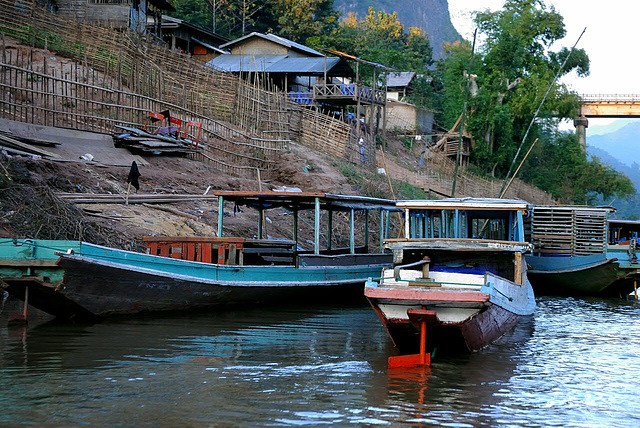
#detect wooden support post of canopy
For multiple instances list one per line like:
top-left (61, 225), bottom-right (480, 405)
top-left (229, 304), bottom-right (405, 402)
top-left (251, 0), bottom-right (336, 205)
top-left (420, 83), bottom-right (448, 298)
top-left (217, 196), bottom-right (224, 237)
top-left (349, 208), bottom-right (355, 254)
top-left (314, 197), bottom-right (320, 255)
top-left (514, 252), bottom-right (523, 285)
top-left (292, 208), bottom-right (298, 244)
top-left (379, 209), bottom-right (385, 252)
top-left (364, 210), bottom-right (369, 251)
top-left (327, 209), bottom-right (333, 250)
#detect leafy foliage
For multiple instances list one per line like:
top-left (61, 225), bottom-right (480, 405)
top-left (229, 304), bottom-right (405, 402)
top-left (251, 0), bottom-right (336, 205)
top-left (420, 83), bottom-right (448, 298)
top-left (435, 1), bottom-right (583, 174)
top-left (308, 8), bottom-right (433, 72)
top-left (520, 129), bottom-right (634, 204)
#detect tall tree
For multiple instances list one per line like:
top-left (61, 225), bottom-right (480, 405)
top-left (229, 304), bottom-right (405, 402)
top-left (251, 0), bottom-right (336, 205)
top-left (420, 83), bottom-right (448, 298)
top-left (270, 0), bottom-right (339, 42)
top-left (308, 7), bottom-right (433, 72)
top-left (440, 0), bottom-right (589, 177)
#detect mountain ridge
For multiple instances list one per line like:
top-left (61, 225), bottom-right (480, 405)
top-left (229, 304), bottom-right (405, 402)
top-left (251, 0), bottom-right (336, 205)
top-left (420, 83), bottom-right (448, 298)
top-left (587, 121), bottom-right (640, 167)
top-left (334, 0), bottom-right (461, 59)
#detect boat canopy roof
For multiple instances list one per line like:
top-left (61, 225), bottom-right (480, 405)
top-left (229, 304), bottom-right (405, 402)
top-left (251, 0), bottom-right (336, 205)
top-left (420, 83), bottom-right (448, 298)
top-left (609, 219), bottom-right (640, 226)
top-left (534, 204), bottom-right (615, 213)
top-left (397, 197), bottom-right (530, 211)
top-left (213, 191), bottom-right (400, 211)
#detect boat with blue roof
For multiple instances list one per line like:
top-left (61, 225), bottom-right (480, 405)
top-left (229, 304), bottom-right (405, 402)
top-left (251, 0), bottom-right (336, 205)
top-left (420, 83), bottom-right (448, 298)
top-left (0, 191), bottom-right (398, 320)
top-left (364, 198), bottom-right (536, 367)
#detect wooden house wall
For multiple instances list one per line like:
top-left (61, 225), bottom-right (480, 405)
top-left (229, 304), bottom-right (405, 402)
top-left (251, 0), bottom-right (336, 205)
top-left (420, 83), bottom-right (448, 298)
top-left (56, 0), bottom-right (130, 27)
top-left (229, 39), bottom-right (289, 56)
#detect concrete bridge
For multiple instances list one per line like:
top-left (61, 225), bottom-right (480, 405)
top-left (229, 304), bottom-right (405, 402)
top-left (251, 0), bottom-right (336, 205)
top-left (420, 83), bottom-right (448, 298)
top-left (574, 94), bottom-right (640, 149)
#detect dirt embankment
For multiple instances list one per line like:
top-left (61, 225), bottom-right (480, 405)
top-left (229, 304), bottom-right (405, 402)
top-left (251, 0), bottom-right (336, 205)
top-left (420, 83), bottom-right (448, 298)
top-left (0, 141), bottom-right (374, 250)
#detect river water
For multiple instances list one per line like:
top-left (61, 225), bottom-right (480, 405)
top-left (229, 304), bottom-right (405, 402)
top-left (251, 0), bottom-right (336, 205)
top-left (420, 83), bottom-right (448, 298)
top-left (1, 296), bottom-right (639, 426)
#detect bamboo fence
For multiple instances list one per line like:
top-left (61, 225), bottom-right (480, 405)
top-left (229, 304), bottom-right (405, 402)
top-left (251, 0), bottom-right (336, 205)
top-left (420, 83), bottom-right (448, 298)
top-left (0, 1), bottom-right (552, 201)
top-left (0, 0), bottom-right (374, 177)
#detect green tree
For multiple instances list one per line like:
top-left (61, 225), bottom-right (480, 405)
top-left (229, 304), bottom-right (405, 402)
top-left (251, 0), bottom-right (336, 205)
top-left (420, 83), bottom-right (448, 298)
top-left (521, 129), bottom-right (634, 203)
top-left (270, 0), bottom-right (339, 42)
top-left (440, 0), bottom-right (589, 177)
top-left (307, 6), bottom-right (433, 100)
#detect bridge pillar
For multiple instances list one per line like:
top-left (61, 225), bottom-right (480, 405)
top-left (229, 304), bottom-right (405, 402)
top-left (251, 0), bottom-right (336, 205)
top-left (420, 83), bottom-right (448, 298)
top-left (574, 116), bottom-right (588, 151)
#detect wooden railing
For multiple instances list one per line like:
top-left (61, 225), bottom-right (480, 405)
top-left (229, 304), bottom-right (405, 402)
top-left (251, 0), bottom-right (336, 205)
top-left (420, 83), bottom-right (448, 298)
top-left (313, 84), bottom-right (386, 106)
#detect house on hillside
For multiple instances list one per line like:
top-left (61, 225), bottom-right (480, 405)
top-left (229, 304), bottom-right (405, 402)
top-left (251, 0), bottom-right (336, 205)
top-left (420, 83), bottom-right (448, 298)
top-left (387, 71), bottom-right (417, 101)
top-left (384, 71), bottom-right (435, 135)
top-left (206, 32), bottom-right (354, 102)
top-left (148, 15), bottom-right (229, 62)
top-left (206, 32), bottom-right (390, 139)
top-left (385, 99), bottom-right (435, 134)
top-left (45, 0), bottom-right (175, 31)
top-left (206, 34), bottom-right (387, 117)
top-left (219, 32), bottom-right (324, 58)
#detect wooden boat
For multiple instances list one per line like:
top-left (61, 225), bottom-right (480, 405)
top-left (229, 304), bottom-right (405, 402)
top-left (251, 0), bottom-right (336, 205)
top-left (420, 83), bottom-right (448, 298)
top-left (0, 192), bottom-right (399, 321)
top-left (525, 206), bottom-right (629, 295)
top-left (606, 219), bottom-right (640, 296)
top-left (364, 198), bottom-right (536, 367)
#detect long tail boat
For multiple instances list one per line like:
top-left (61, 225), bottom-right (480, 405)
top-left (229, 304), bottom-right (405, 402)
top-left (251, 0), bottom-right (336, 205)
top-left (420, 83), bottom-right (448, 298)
top-left (0, 192), bottom-right (399, 321)
top-left (364, 198), bottom-right (536, 367)
top-left (525, 206), bottom-right (630, 295)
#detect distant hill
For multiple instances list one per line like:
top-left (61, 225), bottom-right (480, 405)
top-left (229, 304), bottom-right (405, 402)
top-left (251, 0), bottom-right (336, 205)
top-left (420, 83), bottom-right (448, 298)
top-left (587, 121), bottom-right (640, 167)
top-left (335, 0), bottom-right (461, 59)
top-left (588, 146), bottom-right (640, 219)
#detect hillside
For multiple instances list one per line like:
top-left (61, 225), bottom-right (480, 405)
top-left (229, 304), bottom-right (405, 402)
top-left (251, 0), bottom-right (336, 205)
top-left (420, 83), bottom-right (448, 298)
top-left (335, 0), bottom-right (461, 59)
top-left (588, 146), bottom-right (640, 219)
top-left (587, 121), bottom-right (640, 167)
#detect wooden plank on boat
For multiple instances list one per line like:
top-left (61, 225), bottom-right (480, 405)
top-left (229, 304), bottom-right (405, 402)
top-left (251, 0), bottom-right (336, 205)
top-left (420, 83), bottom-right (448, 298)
top-left (365, 287), bottom-right (491, 303)
top-left (0, 259), bottom-right (59, 267)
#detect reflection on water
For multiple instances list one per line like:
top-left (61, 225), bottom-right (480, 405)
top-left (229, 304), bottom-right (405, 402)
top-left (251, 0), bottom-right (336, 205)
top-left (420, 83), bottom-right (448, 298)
top-left (1, 297), bottom-right (639, 426)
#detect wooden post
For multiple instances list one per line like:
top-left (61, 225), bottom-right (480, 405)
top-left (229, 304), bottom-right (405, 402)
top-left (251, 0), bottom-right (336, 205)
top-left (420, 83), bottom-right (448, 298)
top-left (379, 210), bottom-right (385, 252)
top-left (292, 209), bottom-right (298, 244)
top-left (355, 61), bottom-right (361, 129)
top-left (385, 210), bottom-right (390, 239)
top-left (22, 285), bottom-right (29, 320)
top-left (125, 183), bottom-right (132, 205)
top-left (314, 197), bottom-right (320, 255)
top-left (258, 207), bottom-right (264, 239)
top-left (327, 209), bottom-right (333, 250)
top-left (454, 209), bottom-right (460, 239)
top-left (514, 252), bottom-right (523, 285)
top-left (421, 257), bottom-right (430, 279)
top-left (217, 196), bottom-right (224, 237)
top-left (405, 209), bottom-right (411, 240)
top-left (517, 210), bottom-right (525, 242)
top-left (349, 208), bottom-right (355, 254)
top-left (364, 210), bottom-right (369, 251)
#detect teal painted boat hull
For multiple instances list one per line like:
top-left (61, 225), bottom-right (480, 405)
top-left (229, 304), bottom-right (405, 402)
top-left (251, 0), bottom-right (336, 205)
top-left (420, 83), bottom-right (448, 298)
top-left (0, 239), bottom-right (391, 319)
top-left (526, 254), bottom-right (625, 296)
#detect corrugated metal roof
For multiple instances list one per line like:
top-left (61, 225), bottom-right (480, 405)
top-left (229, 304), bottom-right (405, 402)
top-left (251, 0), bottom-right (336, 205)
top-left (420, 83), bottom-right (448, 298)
top-left (220, 32), bottom-right (322, 57)
top-left (205, 55), bottom-right (287, 72)
top-left (387, 71), bottom-right (416, 88)
top-left (266, 57), bottom-right (341, 73)
top-left (205, 55), bottom-right (347, 74)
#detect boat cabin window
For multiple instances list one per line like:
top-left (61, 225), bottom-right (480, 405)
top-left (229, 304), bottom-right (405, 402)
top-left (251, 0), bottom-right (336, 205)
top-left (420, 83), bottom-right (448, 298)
top-left (609, 221), bottom-right (640, 245)
top-left (407, 208), bottom-right (524, 242)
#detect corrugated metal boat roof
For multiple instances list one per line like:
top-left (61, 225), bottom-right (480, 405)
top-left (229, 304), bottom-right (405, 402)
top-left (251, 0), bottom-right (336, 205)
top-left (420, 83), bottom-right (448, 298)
top-left (214, 191), bottom-right (399, 211)
top-left (397, 198), bottom-right (531, 210)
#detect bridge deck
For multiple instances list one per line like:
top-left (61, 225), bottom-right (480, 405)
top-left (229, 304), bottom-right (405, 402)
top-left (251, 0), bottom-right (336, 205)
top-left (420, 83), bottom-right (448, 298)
top-left (579, 94), bottom-right (640, 118)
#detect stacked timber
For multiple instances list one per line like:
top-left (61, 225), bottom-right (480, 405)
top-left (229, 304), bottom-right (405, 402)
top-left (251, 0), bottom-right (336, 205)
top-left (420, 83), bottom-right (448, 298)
top-left (113, 126), bottom-right (196, 156)
top-left (0, 132), bottom-right (60, 158)
top-left (58, 193), bottom-right (220, 204)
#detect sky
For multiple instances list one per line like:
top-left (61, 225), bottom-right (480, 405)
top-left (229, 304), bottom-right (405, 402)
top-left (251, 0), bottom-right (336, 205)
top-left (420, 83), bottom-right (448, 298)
top-left (448, 0), bottom-right (640, 133)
